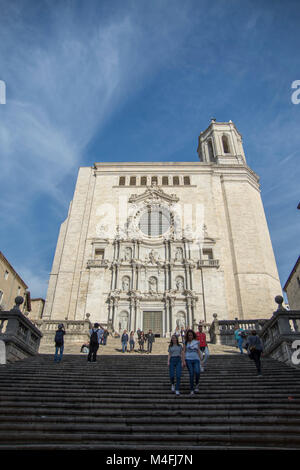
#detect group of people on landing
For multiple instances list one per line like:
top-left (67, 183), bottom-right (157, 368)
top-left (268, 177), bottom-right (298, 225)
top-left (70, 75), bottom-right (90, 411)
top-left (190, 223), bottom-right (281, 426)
top-left (121, 329), bottom-right (155, 353)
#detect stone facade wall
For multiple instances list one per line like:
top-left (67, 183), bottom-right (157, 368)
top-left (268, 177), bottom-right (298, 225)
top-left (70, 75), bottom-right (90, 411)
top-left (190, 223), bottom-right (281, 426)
top-left (44, 123), bottom-right (282, 336)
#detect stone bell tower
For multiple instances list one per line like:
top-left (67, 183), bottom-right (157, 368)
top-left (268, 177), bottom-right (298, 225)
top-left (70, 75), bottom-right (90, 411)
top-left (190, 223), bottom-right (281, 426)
top-left (197, 119), bottom-right (246, 165)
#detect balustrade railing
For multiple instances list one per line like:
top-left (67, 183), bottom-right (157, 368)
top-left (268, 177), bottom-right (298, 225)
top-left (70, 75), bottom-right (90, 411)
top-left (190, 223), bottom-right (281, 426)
top-left (0, 297), bottom-right (43, 364)
top-left (209, 314), bottom-right (266, 346)
top-left (258, 298), bottom-right (300, 366)
top-left (197, 259), bottom-right (220, 268)
top-left (34, 318), bottom-right (92, 346)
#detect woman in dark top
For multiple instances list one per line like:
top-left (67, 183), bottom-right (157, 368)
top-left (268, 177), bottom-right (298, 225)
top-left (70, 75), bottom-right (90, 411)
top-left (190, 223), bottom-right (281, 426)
top-left (245, 330), bottom-right (264, 376)
top-left (139, 331), bottom-right (145, 352)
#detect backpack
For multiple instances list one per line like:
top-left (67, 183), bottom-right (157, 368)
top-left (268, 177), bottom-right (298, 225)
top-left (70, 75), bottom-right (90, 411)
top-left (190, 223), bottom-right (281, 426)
top-left (90, 330), bottom-right (99, 346)
top-left (55, 330), bottom-right (64, 346)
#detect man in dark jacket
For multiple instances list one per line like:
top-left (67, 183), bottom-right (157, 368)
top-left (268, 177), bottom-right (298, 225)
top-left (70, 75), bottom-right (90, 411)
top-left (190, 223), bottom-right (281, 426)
top-left (54, 324), bottom-right (65, 363)
top-left (146, 330), bottom-right (155, 354)
top-left (88, 323), bottom-right (101, 363)
top-left (245, 330), bottom-right (264, 376)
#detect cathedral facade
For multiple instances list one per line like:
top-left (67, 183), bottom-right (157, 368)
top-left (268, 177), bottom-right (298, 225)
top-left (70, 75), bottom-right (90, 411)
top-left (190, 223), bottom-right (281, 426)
top-left (44, 120), bottom-right (282, 336)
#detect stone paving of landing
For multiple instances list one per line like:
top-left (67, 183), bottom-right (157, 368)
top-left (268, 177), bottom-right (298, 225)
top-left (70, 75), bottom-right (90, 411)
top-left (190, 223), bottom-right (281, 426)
top-left (39, 336), bottom-right (239, 356)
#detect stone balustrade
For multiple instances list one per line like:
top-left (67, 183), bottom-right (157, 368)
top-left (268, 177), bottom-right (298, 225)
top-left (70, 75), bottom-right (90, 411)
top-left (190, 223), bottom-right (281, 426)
top-left (0, 297), bottom-right (43, 364)
top-left (197, 259), bottom-right (220, 268)
top-left (258, 296), bottom-right (300, 366)
top-left (34, 317), bottom-right (92, 348)
top-left (209, 313), bottom-right (266, 346)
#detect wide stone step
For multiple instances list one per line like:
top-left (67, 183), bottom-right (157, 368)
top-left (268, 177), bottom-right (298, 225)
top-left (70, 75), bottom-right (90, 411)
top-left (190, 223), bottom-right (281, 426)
top-left (0, 430), bottom-right (299, 448)
top-left (1, 414), bottom-right (300, 426)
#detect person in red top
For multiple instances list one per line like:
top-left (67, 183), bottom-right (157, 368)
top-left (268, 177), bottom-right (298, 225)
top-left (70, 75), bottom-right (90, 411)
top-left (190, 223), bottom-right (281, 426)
top-left (196, 324), bottom-right (210, 371)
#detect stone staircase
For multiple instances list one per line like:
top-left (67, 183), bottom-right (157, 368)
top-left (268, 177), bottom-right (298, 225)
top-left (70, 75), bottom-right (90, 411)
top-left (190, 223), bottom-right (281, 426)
top-left (1, 340), bottom-right (300, 450)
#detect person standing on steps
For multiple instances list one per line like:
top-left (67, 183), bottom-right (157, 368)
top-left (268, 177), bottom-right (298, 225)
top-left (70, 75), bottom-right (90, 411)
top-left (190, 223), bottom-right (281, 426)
top-left (102, 329), bottom-right (109, 345)
top-left (54, 323), bottom-right (65, 363)
top-left (139, 331), bottom-right (145, 353)
top-left (88, 323), bottom-right (101, 363)
top-left (196, 324), bottom-right (209, 372)
top-left (245, 330), bottom-right (264, 376)
top-left (180, 326), bottom-right (186, 344)
top-left (146, 329), bottom-right (155, 354)
top-left (98, 324), bottom-right (105, 345)
top-left (121, 330), bottom-right (129, 353)
top-left (168, 334), bottom-right (183, 396)
top-left (234, 324), bottom-right (246, 354)
top-left (129, 331), bottom-right (135, 352)
top-left (182, 329), bottom-right (202, 395)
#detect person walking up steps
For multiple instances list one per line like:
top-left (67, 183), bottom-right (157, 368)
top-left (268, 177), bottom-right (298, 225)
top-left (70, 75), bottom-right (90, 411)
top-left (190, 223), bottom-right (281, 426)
top-left (88, 323), bottom-right (101, 363)
top-left (182, 329), bottom-right (202, 395)
top-left (168, 334), bottom-right (183, 396)
top-left (234, 324), bottom-right (246, 354)
top-left (245, 330), bottom-right (264, 376)
top-left (54, 324), bottom-right (65, 363)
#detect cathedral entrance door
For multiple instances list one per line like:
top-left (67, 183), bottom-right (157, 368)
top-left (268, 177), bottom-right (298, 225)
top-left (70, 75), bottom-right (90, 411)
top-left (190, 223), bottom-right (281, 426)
top-left (143, 311), bottom-right (163, 336)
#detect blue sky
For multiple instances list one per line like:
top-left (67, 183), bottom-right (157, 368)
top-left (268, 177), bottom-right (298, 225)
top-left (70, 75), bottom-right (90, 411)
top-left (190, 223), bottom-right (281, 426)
top-left (0, 0), bottom-right (299, 303)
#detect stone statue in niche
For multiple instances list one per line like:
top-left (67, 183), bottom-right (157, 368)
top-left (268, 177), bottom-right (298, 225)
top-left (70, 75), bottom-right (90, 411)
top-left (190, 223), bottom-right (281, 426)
top-left (149, 249), bottom-right (157, 264)
top-left (176, 312), bottom-right (186, 328)
top-left (122, 276), bottom-right (130, 292)
top-left (119, 313), bottom-right (128, 331)
top-left (176, 277), bottom-right (184, 292)
top-left (149, 276), bottom-right (158, 293)
top-left (124, 247), bottom-right (132, 261)
top-left (175, 247), bottom-right (183, 261)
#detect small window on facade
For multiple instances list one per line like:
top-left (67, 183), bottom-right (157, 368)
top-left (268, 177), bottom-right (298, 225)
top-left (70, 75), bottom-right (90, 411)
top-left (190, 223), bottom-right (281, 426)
top-left (141, 176), bottom-right (147, 186)
top-left (151, 176), bottom-right (158, 186)
top-left (95, 249), bottom-right (105, 260)
top-left (130, 176), bottom-right (136, 186)
top-left (202, 249), bottom-right (213, 260)
top-left (4, 270), bottom-right (9, 280)
top-left (18, 286), bottom-right (21, 295)
top-left (162, 176), bottom-right (169, 185)
top-left (173, 176), bottom-right (179, 186)
top-left (119, 176), bottom-right (126, 186)
top-left (184, 176), bottom-right (190, 185)
top-left (222, 135), bottom-right (230, 154)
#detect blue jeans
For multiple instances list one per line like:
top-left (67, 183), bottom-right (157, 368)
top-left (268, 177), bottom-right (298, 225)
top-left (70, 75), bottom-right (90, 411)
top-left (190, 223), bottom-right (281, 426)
top-left (130, 341), bottom-right (135, 351)
top-left (54, 345), bottom-right (64, 362)
top-left (169, 357), bottom-right (182, 391)
top-left (185, 359), bottom-right (200, 391)
top-left (122, 342), bottom-right (127, 353)
top-left (237, 337), bottom-right (244, 354)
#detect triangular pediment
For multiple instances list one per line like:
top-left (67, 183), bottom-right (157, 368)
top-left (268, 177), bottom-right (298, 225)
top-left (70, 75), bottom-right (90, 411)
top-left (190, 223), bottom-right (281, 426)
top-left (128, 185), bottom-right (179, 205)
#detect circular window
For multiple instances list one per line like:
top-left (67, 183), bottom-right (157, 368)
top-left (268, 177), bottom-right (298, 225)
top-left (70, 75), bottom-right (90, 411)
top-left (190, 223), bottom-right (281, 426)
top-left (139, 207), bottom-right (171, 237)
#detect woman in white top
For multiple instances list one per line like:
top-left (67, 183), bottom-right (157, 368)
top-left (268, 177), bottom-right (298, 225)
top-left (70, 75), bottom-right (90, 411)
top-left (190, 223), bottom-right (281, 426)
top-left (182, 329), bottom-right (202, 395)
top-left (168, 334), bottom-right (183, 396)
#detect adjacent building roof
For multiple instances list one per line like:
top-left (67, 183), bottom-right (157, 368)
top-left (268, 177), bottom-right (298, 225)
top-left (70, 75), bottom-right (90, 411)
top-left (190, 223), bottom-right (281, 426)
top-left (283, 255), bottom-right (300, 291)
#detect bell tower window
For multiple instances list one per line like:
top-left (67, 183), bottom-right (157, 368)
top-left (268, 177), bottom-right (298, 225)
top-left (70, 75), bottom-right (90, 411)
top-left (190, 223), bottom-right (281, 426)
top-left (222, 135), bottom-right (230, 154)
top-left (207, 140), bottom-right (214, 162)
